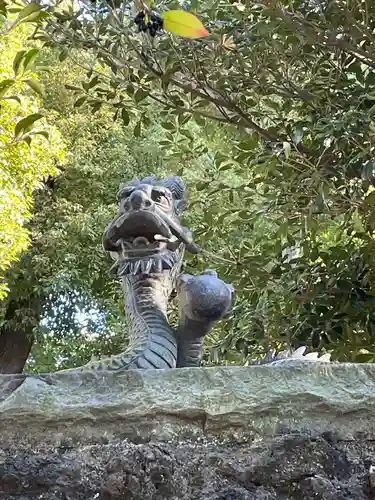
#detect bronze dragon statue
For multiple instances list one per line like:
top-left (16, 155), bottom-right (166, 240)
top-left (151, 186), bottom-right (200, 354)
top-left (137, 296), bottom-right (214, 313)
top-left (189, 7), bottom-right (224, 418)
top-left (76, 175), bottom-right (330, 371)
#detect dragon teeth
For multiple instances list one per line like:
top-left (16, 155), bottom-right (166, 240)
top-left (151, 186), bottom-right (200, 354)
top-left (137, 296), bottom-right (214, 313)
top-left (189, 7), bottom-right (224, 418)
top-left (130, 260), bottom-right (141, 274)
top-left (140, 259), bottom-right (153, 274)
top-left (154, 234), bottom-right (166, 241)
top-left (117, 261), bottom-right (130, 276)
top-left (154, 258), bottom-right (163, 273)
top-left (145, 260), bottom-right (153, 274)
top-left (154, 234), bottom-right (178, 242)
top-left (140, 260), bottom-right (147, 273)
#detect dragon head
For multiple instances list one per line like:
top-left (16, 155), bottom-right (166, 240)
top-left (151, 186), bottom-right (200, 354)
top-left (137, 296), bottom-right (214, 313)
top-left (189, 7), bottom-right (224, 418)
top-left (103, 175), bottom-right (201, 276)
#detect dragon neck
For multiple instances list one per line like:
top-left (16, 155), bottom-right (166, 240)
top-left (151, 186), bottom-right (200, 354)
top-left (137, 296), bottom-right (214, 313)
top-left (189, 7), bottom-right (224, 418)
top-left (120, 250), bottom-right (184, 363)
top-left (123, 273), bottom-right (172, 330)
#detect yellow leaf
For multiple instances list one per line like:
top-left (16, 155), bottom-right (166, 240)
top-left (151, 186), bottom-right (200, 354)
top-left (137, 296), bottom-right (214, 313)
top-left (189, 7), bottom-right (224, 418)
top-left (162, 10), bottom-right (208, 39)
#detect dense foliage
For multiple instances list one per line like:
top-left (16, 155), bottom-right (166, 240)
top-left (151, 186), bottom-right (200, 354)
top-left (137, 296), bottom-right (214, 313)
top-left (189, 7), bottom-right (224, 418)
top-left (0, 2), bottom-right (65, 299)
top-left (2, 0), bottom-right (375, 373)
top-left (38, 0), bottom-right (375, 364)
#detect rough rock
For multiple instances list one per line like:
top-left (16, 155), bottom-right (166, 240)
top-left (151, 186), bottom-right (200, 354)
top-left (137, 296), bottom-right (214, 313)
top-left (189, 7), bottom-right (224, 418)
top-left (0, 433), bottom-right (373, 499)
top-left (0, 362), bottom-right (375, 498)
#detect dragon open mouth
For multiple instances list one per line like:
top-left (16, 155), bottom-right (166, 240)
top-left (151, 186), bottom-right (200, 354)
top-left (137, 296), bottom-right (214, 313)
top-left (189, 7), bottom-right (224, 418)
top-left (105, 210), bottom-right (187, 276)
top-left (121, 234), bottom-right (178, 252)
top-left (113, 210), bottom-right (181, 256)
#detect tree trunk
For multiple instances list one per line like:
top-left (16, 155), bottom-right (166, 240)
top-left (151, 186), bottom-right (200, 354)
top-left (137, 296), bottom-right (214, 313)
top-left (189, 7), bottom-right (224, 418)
top-left (0, 296), bottom-right (41, 374)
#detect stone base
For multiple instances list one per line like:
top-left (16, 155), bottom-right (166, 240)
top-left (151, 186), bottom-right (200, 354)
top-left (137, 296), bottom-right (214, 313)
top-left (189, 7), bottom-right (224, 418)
top-left (0, 362), bottom-right (375, 498)
top-left (0, 433), bottom-right (373, 499)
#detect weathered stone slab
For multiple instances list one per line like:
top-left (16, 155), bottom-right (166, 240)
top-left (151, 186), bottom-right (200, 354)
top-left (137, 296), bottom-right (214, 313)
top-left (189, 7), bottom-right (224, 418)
top-left (1, 362), bottom-right (375, 499)
top-left (0, 362), bottom-right (374, 444)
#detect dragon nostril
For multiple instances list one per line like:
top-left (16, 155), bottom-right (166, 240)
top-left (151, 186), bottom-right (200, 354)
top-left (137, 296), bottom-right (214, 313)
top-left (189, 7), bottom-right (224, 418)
top-left (129, 190), bottom-right (152, 209)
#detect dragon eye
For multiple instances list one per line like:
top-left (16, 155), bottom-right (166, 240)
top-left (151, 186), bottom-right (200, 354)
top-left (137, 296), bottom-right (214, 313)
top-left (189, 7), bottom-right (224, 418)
top-left (120, 193), bottom-right (132, 211)
top-left (151, 190), bottom-right (167, 203)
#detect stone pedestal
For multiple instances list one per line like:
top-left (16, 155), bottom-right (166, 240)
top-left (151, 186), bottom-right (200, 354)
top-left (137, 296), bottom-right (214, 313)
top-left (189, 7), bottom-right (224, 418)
top-left (0, 362), bottom-right (374, 499)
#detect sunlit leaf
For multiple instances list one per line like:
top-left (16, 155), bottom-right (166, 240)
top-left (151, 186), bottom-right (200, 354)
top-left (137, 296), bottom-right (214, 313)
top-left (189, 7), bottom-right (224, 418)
top-left (24, 79), bottom-right (44, 96)
top-left (2, 95), bottom-right (22, 104)
top-left (31, 130), bottom-right (49, 140)
top-left (22, 48), bottom-right (39, 72)
top-left (16, 2), bottom-right (40, 21)
top-left (13, 50), bottom-right (26, 77)
top-left (162, 10), bottom-right (208, 39)
top-left (0, 78), bottom-right (15, 98)
top-left (14, 113), bottom-right (43, 137)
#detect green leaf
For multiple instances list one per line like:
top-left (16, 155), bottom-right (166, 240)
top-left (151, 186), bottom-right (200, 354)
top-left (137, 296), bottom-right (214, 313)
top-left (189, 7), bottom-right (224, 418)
top-left (352, 211), bottom-right (365, 233)
top-left (90, 101), bottom-right (102, 113)
top-left (178, 114), bottom-right (191, 126)
top-left (355, 353), bottom-right (375, 363)
top-left (196, 181), bottom-right (210, 191)
top-left (161, 121), bottom-right (175, 130)
top-left (0, 79), bottom-right (15, 98)
top-left (126, 83), bottom-right (134, 96)
top-left (180, 129), bottom-right (194, 141)
top-left (22, 135), bottom-right (32, 146)
top-left (238, 210), bottom-right (250, 219)
top-left (25, 10), bottom-right (48, 22)
top-left (65, 84), bottom-right (82, 91)
top-left (14, 113), bottom-right (43, 137)
top-left (365, 191), bottom-right (375, 205)
top-left (134, 89), bottom-right (149, 103)
top-left (31, 130), bottom-right (49, 140)
top-left (2, 95), bottom-right (22, 104)
top-left (218, 162), bottom-right (233, 172)
top-left (13, 50), bottom-right (26, 77)
top-left (121, 108), bottom-right (130, 126)
top-left (16, 2), bottom-right (41, 21)
top-left (88, 75), bottom-right (100, 89)
top-left (215, 153), bottom-right (231, 168)
top-left (24, 79), bottom-right (44, 96)
top-left (22, 48), bottom-right (39, 73)
top-left (59, 48), bottom-right (69, 62)
top-left (238, 135), bottom-right (258, 151)
top-left (74, 96), bottom-right (87, 108)
top-left (0, 0), bottom-right (7, 16)
top-left (133, 121), bottom-right (141, 137)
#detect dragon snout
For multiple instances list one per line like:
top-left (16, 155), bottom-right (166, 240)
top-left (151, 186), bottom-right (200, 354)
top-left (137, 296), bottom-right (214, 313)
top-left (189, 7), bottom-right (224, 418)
top-left (128, 190), bottom-right (153, 210)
